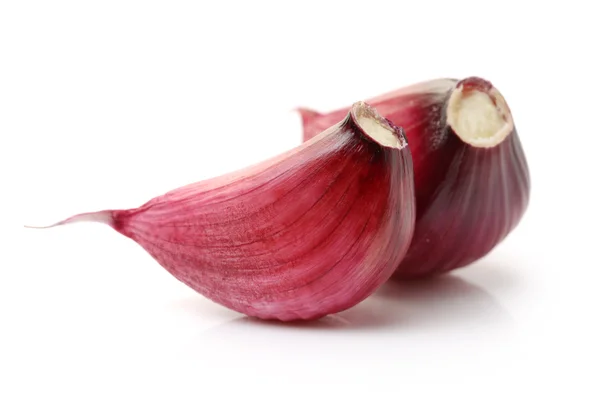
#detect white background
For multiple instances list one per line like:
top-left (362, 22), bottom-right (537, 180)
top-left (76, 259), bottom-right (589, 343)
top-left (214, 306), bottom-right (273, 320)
top-left (3, 0), bottom-right (600, 398)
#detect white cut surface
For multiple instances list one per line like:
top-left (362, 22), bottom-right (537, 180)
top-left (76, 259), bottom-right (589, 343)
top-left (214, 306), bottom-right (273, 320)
top-left (448, 89), bottom-right (514, 148)
top-left (356, 114), bottom-right (402, 149)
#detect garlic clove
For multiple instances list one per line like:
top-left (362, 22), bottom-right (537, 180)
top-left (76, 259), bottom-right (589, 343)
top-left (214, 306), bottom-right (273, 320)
top-left (30, 102), bottom-right (416, 320)
top-left (298, 77), bottom-right (530, 278)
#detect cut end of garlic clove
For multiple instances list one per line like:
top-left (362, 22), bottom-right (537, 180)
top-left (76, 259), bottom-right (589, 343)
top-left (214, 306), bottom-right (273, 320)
top-left (446, 77), bottom-right (515, 148)
top-left (351, 101), bottom-right (407, 149)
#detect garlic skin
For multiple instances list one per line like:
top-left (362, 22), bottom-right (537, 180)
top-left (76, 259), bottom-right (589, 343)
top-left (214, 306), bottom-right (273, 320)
top-left (299, 77), bottom-right (530, 279)
top-left (34, 102), bottom-right (415, 320)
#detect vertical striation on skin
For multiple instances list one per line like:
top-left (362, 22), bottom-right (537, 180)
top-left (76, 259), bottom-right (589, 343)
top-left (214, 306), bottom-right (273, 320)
top-left (102, 109), bottom-right (415, 320)
top-left (298, 78), bottom-right (530, 279)
top-left (395, 127), bottom-right (530, 278)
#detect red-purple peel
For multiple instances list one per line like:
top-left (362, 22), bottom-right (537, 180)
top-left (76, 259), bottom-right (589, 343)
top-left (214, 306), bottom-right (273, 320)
top-left (29, 102), bottom-right (415, 321)
top-left (298, 77), bottom-right (530, 279)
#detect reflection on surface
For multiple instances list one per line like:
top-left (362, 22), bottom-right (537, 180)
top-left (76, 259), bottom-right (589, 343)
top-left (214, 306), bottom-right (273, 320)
top-left (195, 274), bottom-right (511, 334)
top-left (167, 274), bottom-right (516, 362)
top-left (372, 274), bottom-right (512, 329)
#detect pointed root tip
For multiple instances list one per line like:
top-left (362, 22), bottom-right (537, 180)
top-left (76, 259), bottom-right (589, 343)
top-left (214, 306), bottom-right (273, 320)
top-left (24, 210), bottom-right (115, 230)
top-left (24, 222), bottom-right (64, 229)
top-left (294, 107), bottom-right (322, 125)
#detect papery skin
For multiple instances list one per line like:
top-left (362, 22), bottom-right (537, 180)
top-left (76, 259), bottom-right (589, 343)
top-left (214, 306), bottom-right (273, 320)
top-left (298, 78), bottom-right (530, 279)
top-left (40, 103), bottom-right (415, 320)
